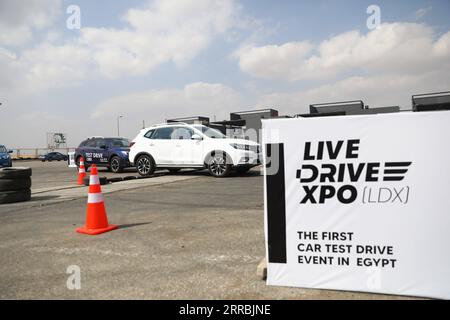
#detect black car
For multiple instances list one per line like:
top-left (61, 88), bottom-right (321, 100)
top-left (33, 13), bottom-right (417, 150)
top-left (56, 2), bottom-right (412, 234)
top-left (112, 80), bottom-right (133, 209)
top-left (38, 152), bottom-right (69, 162)
top-left (74, 137), bottom-right (131, 173)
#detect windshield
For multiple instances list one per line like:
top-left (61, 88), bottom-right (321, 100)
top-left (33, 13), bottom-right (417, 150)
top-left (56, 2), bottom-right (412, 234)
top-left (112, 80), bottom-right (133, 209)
top-left (0, 146), bottom-right (6, 153)
top-left (193, 125), bottom-right (226, 139)
top-left (106, 138), bottom-right (130, 148)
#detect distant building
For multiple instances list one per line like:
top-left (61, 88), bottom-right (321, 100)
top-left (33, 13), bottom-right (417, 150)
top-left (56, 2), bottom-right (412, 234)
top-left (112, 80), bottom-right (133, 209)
top-left (167, 109), bottom-right (281, 143)
top-left (305, 100), bottom-right (399, 117)
top-left (228, 109), bottom-right (279, 143)
top-left (309, 100), bottom-right (365, 114)
top-left (412, 91), bottom-right (450, 112)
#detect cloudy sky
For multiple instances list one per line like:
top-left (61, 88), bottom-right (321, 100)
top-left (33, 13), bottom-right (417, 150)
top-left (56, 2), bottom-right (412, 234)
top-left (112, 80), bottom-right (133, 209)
top-left (0, 0), bottom-right (449, 148)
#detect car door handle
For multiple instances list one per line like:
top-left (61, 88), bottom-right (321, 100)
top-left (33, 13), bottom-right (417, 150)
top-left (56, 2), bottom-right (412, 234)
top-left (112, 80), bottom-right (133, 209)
top-left (149, 143), bottom-right (155, 146)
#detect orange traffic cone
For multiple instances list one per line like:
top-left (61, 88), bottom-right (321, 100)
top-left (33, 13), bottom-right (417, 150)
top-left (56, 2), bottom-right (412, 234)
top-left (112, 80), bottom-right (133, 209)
top-left (77, 156), bottom-right (87, 185)
top-left (76, 164), bottom-right (118, 235)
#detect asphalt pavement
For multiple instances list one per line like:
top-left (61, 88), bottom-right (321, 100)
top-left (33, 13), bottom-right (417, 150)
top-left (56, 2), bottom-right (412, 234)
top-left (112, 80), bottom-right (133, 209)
top-left (0, 162), bottom-right (417, 299)
top-left (16, 160), bottom-right (140, 190)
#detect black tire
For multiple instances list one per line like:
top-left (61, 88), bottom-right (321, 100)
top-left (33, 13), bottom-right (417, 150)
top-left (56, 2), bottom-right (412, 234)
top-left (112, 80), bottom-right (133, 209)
top-left (135, 154), bottom-right (156, 177)
top-left (0, 177), bottom-right (32, 191)
top-left (0, 189), bottom-right (31, 204)
top-left (207, 151), bottom-right (232, 178)
top-left (83, 176), bottom-right (108, 186)
top-left (0, 167), bottom-right (32, 179)
top-left (235, 166), bottom-right (251, 175)
top-left (109, 156), bottom-right (123, 173)
top-left (167, 168), bottom-right (181, 174)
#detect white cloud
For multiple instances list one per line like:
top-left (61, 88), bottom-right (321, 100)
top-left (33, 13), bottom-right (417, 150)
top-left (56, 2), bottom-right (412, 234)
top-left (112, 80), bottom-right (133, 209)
top-left (21, 43), bottom-right (93, 91)
top-left (0, 43), bottom-right (93, 94)
top-left (234, 41), bottom-right (313, 81)
top-left (235, 23), bottom-right (450, 81)
top-left (92, 82), bottom-right (242, 121)
top-left (0, 0), bottom-right (242, 93)
top-left (78, 0), bottom-right (240, 78)
top-left (0, 0), bottom-right (61, 46)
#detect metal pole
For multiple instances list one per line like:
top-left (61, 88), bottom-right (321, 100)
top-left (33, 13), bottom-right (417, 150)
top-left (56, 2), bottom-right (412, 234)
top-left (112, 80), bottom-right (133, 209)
top-left (117, 115), bottom-right (123, 136)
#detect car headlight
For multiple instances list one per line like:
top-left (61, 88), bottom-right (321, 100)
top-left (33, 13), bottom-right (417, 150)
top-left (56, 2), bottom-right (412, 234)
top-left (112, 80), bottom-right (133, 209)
top-left (121, 151), bottom-right (129, 155)
top-left (230, 143), bottom-right (249, 150)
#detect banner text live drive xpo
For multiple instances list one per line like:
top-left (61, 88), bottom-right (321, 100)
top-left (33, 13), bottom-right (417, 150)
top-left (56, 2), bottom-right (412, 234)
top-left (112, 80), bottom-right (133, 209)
top-left (262, 111), bottom-right (450, 299)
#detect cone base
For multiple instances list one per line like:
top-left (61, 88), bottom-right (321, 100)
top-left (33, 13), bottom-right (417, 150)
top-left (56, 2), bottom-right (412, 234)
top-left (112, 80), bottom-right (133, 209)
top-left (77, 175), bottom-right (86, 185)
top-left (76, 224), bottom-right (118, 235)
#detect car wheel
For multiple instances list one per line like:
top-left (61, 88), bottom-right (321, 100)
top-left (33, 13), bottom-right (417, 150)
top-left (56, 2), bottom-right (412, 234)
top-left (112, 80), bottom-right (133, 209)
top-left (109, 156), bottom-right (123, 173)
top-left (0, 177), bottom-right (32, 191)
top-left (136, 155), bottom-right (155, 177)
top-left (207, 151), bottom-right (231, 178)
top-left (0, 167), bottom-right (32, 204)
top-left (167, 168), bottom-right (181, 174)
top-left (0, 167), bottom-right (32, 179)
top-left (0, 189), bottom-right (31, 204)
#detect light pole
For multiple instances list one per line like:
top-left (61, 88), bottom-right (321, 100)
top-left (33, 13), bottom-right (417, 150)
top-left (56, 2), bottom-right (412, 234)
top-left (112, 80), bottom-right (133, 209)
top-left (117, 115), bottom-right (123, 137)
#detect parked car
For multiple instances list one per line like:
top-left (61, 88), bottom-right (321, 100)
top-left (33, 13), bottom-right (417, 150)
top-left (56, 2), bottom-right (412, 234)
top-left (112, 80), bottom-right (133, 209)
top-left (74, 137), bottom-right (132, 173)
top-left (129, 123), bottom-right (261, 178)
top-left (0, 145), bottom-right (13, 168)
top-left (38, 152), bottom-right (68, 162)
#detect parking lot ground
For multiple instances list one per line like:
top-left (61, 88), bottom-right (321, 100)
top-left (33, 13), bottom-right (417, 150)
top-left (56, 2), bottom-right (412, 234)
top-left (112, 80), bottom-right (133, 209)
top-left (0, 164), bottom-right (417, 299)
top-left (16, 160), bottom-right (145, 191)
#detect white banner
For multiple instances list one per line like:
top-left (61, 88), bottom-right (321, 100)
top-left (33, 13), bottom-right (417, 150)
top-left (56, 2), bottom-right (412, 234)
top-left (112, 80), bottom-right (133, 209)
top-left (263, 111), bottom-right (450, 299)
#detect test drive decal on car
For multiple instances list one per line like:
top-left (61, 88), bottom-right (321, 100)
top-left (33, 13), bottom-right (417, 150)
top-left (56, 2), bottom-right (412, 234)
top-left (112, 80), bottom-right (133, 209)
top-left (75, 137), bottom-right (131, 173)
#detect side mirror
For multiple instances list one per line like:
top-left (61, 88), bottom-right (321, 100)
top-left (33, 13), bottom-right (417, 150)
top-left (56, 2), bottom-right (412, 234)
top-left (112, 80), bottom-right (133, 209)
top-left (8, 150), bottom-right (13, 154)
top-left (191, 134), bottom-right (202, 141)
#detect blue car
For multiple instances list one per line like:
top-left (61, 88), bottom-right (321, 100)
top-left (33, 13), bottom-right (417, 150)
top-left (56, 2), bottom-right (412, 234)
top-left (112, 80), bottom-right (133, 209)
top-left (74, 137), bottom-right (131, 173)
top-left (38, 152), bottom-right (68, 162)
top-left (0, 145), bottom-right (13, 168)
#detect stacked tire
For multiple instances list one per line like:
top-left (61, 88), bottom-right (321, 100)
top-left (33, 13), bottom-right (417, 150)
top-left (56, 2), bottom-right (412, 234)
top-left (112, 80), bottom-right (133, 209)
top-left (0, 167), bottom-right (32, 204)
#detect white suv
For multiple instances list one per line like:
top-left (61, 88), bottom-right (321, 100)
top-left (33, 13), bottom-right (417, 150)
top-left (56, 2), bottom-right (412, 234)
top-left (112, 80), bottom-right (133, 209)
top-left (129, 123), bottom-right (261, 177)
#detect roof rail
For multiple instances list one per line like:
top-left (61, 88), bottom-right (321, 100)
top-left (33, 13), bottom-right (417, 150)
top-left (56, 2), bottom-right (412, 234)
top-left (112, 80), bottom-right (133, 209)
top-left (87, 136), bottom-right (104, 139)
top-left (151, 122), bottom-right (189, 127)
